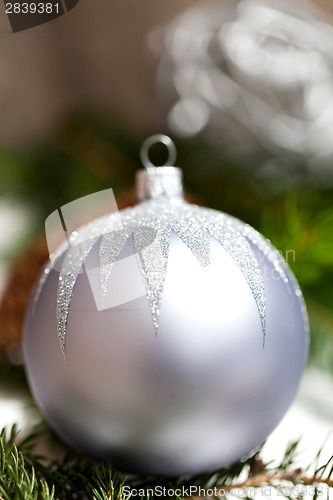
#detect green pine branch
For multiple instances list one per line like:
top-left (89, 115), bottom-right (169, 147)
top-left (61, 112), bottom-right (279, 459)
top-left (1, 424), bottom-right (333, 500)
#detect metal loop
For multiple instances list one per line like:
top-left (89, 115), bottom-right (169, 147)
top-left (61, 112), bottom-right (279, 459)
top-left (140, 134), bottom-right (177, 169)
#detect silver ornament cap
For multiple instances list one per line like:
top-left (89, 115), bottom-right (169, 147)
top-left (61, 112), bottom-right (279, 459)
top-left (136, 134), bottom-right (183, 201)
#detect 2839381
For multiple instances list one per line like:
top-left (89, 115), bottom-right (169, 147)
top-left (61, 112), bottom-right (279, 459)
top-left (5, 2), bottom-right (60, 14)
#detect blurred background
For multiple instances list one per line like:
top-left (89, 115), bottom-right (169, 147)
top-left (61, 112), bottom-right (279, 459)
top-left (1, 0), bottom-right (333, 465)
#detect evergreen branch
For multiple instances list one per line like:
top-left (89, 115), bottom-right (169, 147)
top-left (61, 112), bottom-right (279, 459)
top-left (1, 424), bottom-right (333, 499)
top-left (191, 469), bottom-right (333, 497)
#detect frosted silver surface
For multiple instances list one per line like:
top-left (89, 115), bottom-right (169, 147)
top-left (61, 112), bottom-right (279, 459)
top-left (56, 199), bottom-right (267, 354)
top-left (25, 212), bottom-right (308, 476)
top-left (24, 227), bottom-right (308, 476)
top-left (24, 166), bottom-right (308, 476)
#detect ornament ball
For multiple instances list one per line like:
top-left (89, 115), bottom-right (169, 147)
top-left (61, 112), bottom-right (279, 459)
top-left (24, 135), bottom-right (308, 476)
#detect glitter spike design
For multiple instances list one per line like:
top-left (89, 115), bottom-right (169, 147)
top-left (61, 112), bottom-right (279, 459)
top-left (55, 198), bottom-right (270, 355)
top-left (133, 227), bottom-right (171, 333)
top-left (57, 237), bottom-right (99, 356)
top-left (99, 230), bottom-right (128, 299)
top-left (205, 213), bottom-right (266, 341)
top-left (174, 213), bottom-right (210, 268)
top-left (240, 223), bottom-right (289, 284)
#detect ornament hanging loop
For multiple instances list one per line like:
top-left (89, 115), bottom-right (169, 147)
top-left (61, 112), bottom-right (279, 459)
top-left (137, 134), bottom-right (183, 201)
top-left (140, 134), bottom-right (177, 170)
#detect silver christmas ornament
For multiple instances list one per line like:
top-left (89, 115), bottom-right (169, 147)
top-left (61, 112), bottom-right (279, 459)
top-left (24, 135), bottom-right (308, 476)
top-left (155, 0), bottom-right (333, 184)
